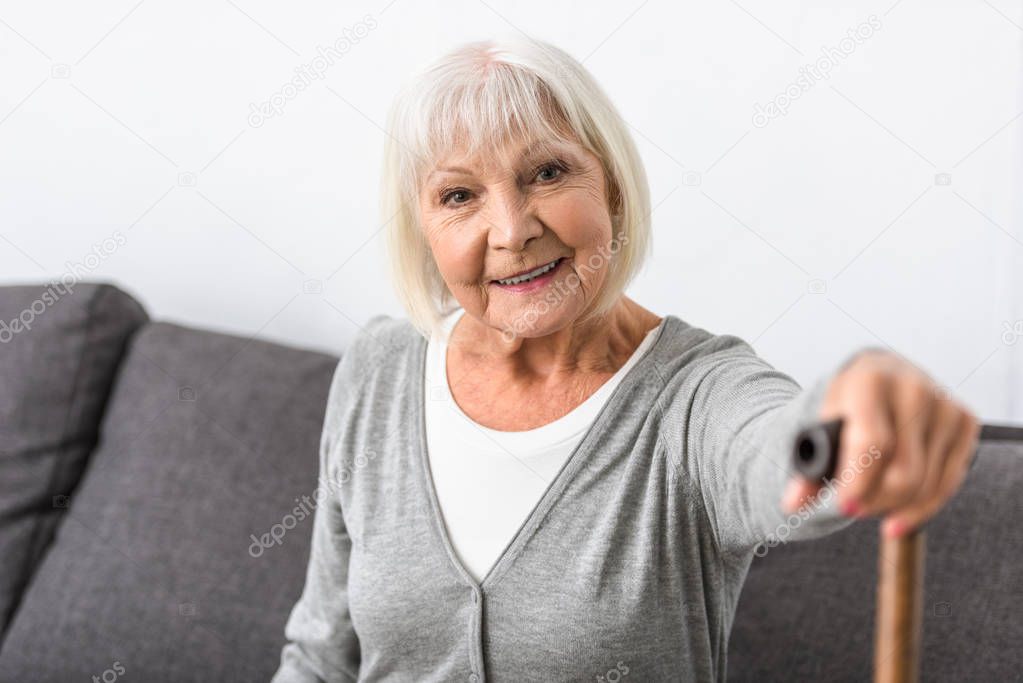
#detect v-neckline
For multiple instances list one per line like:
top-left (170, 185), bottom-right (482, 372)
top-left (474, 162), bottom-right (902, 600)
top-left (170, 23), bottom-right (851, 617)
top-left (411, 315), bottom-right (676, 592)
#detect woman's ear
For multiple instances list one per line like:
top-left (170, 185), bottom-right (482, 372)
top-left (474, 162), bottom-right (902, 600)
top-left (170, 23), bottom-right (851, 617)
top-left (610, 206), bottom-right (624, 231)
top-left (606, 177), bottom-right (624, 225)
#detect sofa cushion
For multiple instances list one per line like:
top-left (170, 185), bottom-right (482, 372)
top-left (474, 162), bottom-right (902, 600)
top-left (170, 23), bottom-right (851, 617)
top-left (0, 282), bottom-right (147, 641)
top-left (727, 439), bottom-right (1023, 682)
top-left (0, 321), bottom-right (339, 682)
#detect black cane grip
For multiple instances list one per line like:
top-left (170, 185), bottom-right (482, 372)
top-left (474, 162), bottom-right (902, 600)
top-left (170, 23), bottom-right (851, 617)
top-left (793, 417), bottom-right (844, 482)
top-left (792, 419), bottom-right (1021, 484)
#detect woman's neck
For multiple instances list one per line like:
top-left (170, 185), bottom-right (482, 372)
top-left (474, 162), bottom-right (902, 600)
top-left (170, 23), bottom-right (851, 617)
top-left (448, 297), bottom-right (663, 382)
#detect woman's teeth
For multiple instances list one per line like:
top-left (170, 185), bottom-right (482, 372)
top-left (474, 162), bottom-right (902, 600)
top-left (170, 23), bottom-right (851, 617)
top-left (495, 259), bottom-right (560, 285)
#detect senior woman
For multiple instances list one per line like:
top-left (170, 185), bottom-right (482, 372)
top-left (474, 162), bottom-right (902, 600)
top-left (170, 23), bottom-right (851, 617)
top-left (272, 37), bottom-right (980, 682)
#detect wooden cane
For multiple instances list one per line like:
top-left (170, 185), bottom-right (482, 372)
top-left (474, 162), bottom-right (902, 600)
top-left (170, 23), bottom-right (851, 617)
top-left (792, 418), bottom-right (1023, 683)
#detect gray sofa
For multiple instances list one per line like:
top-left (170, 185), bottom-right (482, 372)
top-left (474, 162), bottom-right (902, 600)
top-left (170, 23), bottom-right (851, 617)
top-left (0, 281), bottom-right (1018, 682)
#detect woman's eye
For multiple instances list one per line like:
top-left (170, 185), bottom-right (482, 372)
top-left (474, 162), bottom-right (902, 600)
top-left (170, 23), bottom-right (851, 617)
top-left (441, 189), bottom-right (471, 206)
top-left (535, 163), bottom-right (564, 182)
top-left (439, 162), bottom-right (565, 206)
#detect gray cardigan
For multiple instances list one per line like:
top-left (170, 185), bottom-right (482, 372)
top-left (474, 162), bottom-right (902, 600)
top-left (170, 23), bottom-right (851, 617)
top-left (272, 313), bottom-right (853, 682)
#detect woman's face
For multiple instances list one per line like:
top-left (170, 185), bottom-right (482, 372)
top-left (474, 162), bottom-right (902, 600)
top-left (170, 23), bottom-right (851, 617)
top-left (418, 135), bottom-right (617, 339)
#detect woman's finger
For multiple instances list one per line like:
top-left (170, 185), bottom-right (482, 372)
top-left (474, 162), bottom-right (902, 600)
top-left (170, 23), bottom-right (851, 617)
top-left (881, 408), bottom-right (980, 537)
top-left (856, 373), bottom-right (931, 517)
top-left (833, 370), bottom-right (896, 515)
top-left (781, 477), bottom-right (819, 514)
top-left (876, 394), bottom-right (959, 527)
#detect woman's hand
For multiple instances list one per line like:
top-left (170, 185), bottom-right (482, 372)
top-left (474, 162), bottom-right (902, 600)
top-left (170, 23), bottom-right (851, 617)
top-left (782, 349), bottom-right (981, 538)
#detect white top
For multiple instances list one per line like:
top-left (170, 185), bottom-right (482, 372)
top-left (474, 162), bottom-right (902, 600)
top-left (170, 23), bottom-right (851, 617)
top-left (423, 308), bottom-right (663, 582)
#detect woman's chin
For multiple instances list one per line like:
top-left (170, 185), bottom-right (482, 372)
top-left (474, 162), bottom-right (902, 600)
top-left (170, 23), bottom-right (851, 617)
top-left (485, 304), bottom-right (583, 342)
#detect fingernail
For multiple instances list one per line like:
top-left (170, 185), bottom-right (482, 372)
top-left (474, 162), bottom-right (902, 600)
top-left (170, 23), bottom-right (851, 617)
top-left (885, 519), bottom-right (904, 538)
top-left (841, 500), bottom-right (859, 517)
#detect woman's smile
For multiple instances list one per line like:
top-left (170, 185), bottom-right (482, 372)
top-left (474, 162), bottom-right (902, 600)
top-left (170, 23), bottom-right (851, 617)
top-left (489, 257), bottom-right (568, 293)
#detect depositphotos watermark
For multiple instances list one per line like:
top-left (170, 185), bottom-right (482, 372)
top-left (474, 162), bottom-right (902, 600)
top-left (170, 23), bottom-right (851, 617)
top-left (248, 448), bottom-right (377, 557)
top-left (499, 229), bottom-right (630, 342)
top-left (1002, 320), bottom-right (1023, 345)
top-left (247, 15), bottom-right (378, 128)
top-left (91, 660), bottom-right (126, 683)
top-left (595, 660), bottom-right (630, 682)
top-left (752, 15), bottom-right (882, 128)
top-left (0, 230), bottom-right (127, 344)
top-left (753, 442), bottom-right (882, 557)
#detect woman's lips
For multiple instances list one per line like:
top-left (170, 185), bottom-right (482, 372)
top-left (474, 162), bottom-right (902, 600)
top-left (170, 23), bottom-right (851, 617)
top-left (490, 257), bottom-right (566, 293)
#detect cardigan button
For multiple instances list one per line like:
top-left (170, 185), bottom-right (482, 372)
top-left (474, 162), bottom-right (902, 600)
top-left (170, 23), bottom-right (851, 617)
top-left (470, 589), bottom-right (479, 604)
top-left (469, 674), bottom-right (479, 683)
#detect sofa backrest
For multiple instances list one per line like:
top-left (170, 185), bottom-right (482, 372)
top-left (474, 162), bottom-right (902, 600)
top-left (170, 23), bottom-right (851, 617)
top-left (0, 282), bottom-right (147, 643)
top-left (728, 439), bottom-right (1023, 682)
top-left (0, 319), bottom-right (339, 682)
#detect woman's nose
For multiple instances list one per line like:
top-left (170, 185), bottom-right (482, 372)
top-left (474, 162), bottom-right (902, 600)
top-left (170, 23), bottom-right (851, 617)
top-left (484, 193), bottom-right (544, 251)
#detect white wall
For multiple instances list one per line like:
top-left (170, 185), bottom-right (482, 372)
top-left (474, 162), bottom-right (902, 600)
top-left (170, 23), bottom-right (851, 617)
top-left (2, 0), bottom-right (1021, 420)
